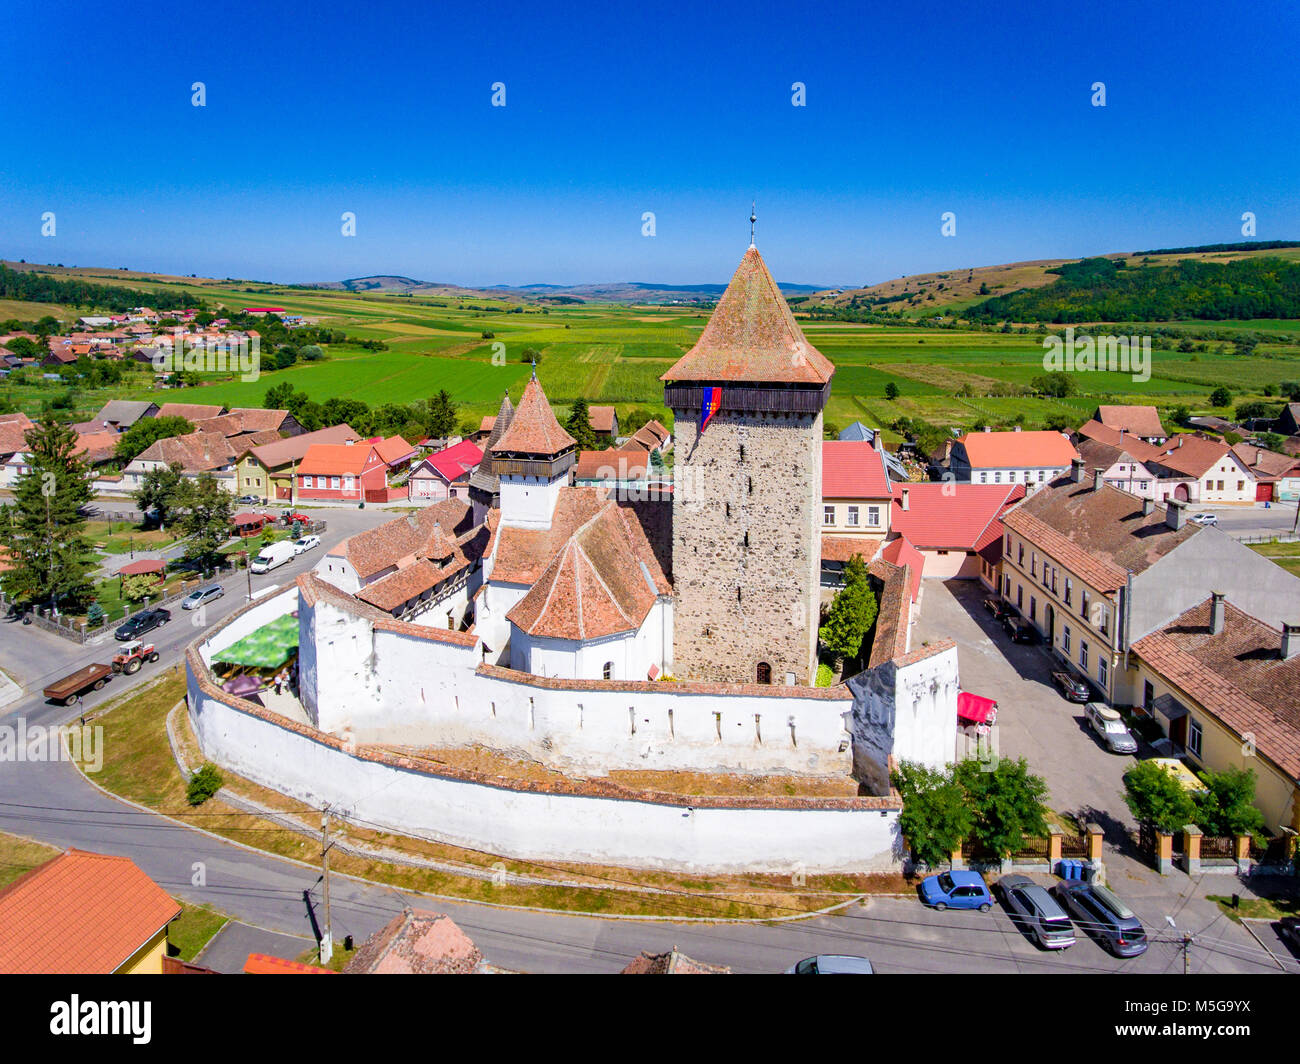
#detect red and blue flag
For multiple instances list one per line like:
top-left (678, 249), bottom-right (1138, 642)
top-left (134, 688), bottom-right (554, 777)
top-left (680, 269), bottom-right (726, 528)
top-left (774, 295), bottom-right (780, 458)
top-left (701, 387), bottom-right (721, 430)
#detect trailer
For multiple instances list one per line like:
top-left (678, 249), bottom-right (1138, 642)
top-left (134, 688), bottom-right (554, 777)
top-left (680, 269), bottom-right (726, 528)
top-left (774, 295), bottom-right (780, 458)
top-left (43, 663), bottom-right (112, 706)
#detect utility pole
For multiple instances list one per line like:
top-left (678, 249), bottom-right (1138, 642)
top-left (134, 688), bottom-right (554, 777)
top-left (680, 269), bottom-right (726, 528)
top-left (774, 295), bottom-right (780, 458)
top-left (1182, 931), bottom-right (1192, 974)
top-left (320, 807), bottom-right (334, 963)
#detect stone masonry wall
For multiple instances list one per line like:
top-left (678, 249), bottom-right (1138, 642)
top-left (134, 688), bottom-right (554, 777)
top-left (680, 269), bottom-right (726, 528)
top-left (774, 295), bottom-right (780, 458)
top-left (670, 408), bottom-right (822, 685)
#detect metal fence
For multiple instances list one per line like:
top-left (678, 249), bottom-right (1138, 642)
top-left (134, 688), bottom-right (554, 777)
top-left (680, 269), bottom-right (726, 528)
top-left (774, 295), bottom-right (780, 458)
top-left (1200, 835), bottom-right (1236, 860)
top-left (1060, 834), bottom-right (1089, 858)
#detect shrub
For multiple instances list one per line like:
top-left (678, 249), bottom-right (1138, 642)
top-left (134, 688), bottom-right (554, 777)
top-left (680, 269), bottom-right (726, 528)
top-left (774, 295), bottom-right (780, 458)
top-left (187, 763), bottom-right (224, 806)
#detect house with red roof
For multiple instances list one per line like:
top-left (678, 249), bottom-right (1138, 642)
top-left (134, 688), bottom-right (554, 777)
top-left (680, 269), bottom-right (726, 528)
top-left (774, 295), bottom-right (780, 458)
top-left (820, 439), bottom-right (894, 585)
top-left (0, 849), bottom-right (181, 974)
top-left (409, 439), bottom-right (483, 503)
top-left (889, 482), bottom-right (1026, 588)
top-left (297, 440), bottom-right (390, 501)
top-left (949, 427), bottom-right (1079, 489)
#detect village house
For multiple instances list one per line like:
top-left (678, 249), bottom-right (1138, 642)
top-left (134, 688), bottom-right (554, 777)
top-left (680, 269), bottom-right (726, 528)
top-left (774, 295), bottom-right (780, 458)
top-left (155, 401), bottom-right (225, 422)
top-left (236, 423), bottom-right (360, 502)
top-left (1076, 421), bottom-right (1258, 504)
top-left (124, 429), bottom-right (281, 492)
top-left (889, 482), bottom-right (1025, 588)
top-left (588, 404), bottom-right (618, 442)
top-left (1093, 404), bottom-right (1168, 444)
top-left (624, 418), bottom-right (672, 455)
top-left (947, 427), bottom-right (1079, 488)
top-left (1130, 596), bottom-right (1300, 836)
top-left (571, 447), bottom-right (658, 499)
top-left (999, 461), bottom-right (1300, 704)
top-left (1230, 441), bottom-right (1300, 503)
top-left (0, 413), bottom-right (34, 487)
top-left (296, 440), bottom-right (390, 502)
top-left (0, 850), bottom-right (181, 974)
top-left (191, 407), bottom-right (302, 441)
top-left (819, 438), bottom-right (893, 585)
top-left (408, 439), bottom-right (484, 503)
top-left (1276, 402), bottom-right (1300, 438)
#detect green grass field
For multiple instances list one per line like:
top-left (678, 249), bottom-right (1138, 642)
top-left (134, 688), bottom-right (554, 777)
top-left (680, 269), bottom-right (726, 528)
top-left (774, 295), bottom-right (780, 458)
top-left (6, 265), bottom-right (1300, 435)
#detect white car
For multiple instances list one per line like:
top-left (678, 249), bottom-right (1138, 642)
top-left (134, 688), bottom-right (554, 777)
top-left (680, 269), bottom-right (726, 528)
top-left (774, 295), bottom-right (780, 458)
top-left (1084, 702), bottom-right (1138, 754)
top-left (292, 535), bottom-right (320, 555)
top-left (1190, 512), bottom-right (1218, 526)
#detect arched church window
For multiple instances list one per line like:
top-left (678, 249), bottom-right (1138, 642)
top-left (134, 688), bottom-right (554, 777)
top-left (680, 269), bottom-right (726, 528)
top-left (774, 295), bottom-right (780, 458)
top-left (603, 661), bottom-right (613, 680)
top-left (756, 662), bottom-right (772, 685)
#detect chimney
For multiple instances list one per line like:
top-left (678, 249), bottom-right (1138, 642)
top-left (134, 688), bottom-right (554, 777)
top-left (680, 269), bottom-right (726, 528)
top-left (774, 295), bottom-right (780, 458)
top-left (1209, 591), bottom-right (1225, 635)
top-left (1014, 425), bottom-right (1022, 432)
top-left (901, 487), bottom-right (910, 511)
top-left (1282, 624), bottom-right (1300, 660)
top-left (1070, 458), bottom-right (1085, 483)
top-left (1142, 497), bottom-right (1154, 516)
top-left (1165, 499), bottom-right (1187, 529)
top-left (983, 425), bottom-right (992, 433)
top-left (1092, 467), bottom-right (1105, 492)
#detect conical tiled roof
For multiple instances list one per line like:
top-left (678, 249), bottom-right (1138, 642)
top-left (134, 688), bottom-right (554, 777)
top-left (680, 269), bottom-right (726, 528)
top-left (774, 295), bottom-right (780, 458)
top-left (468, 391), bottom-right (515, 496)
top-left (661, 246), bottom-right (834, 385)
top-left (491, 376), bottom-right (576, 457)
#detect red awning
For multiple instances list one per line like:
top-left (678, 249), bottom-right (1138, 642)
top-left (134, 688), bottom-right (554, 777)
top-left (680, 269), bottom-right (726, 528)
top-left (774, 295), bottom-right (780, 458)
top-left (957, 691), bottom-right (997, 725)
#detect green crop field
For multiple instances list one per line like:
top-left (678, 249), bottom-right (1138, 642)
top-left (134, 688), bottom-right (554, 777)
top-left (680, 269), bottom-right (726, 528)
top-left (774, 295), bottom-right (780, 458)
top-left (6, 262), bottom-right (1300, 438)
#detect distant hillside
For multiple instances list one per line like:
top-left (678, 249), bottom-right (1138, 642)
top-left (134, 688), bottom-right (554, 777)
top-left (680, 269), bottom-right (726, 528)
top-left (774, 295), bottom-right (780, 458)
top-left (965, 254), bottom-right (1300, 323)
top-left (488, 279), bottom-right (826, 303)
top-left (814, 241), bottom-right (1300, 317)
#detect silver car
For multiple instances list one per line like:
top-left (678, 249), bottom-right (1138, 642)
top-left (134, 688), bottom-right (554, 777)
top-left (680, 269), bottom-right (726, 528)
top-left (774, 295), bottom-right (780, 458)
top-left (786, 954), bottom-right (875, 974)
top-left (996, 875), bottom-right (1076, 950)
top-left (1084, 702), bottom-right (1138, 754)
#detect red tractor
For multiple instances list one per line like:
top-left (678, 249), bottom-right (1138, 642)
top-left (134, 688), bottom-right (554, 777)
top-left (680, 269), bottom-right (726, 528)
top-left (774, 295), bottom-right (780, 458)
top-left (112, 641), bottom-right (160, 675)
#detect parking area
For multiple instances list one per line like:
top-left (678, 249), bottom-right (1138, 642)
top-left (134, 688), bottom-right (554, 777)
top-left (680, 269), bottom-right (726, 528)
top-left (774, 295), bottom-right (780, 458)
top-left (913, 578), bottom-right (1139, 836)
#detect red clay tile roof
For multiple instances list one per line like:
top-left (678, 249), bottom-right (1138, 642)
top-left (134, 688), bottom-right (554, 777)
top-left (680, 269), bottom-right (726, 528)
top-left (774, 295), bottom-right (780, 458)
top-left (490, 487), bottom-right (609, 585)
top-left (133, 430), bottom-right (241, 473)
top-left (340, 498), bottom-right (473, 579)
top-left (661, 246), bottom-right (834, 385)
top-left (507, 502), bottom-right (665, 641)
top-left (1075, 420), bottom-right (1164, 463)
top-left (1132, 599), bottom-right (1300, 779)
top-left (574, 448), bottom-right (649, 481)
top-left (879, 536), bottom-right (924, 601)
top-left (297, 441), bottom-right (379, 476)
top-left (956, 430), bottom-right (1079, 469)
top-left (249, 423), bottom-right (359, 470)
top-left (588, 405), bottom-right (617, 433)
top-left (372, 435), bottom-right (416, 465)
top-left (621, 948), bottom-right (730, 974)
top-left (1001, 472), bottom-right (1201, 592)
top-left (867, 560), bottom-right (914, 668)
top-left (823, 440), bottom-right (892, 497)
top-left (820, 535), bottom-right (884, 563)
top-left (414, 439), bottom-right (483, 483)
top-left (1095, 405), bottom-right (1167, 439)
top-left (117, 558), bottom-right (166, 576)
top-left (627, 419), bottom-right (670, 452)
top-left (1231, 442), bottom-right (1300, 479)
top-left (156, 402), bottom-right (225, 421)
top-left (491, 377), bottom-right (575, 456)
top-left (345, 908), bottom-right (484, 974)
top-left (356, 557), bottom-right (465, 611)
top-left (243, 952), bottom-right (335, 974)
top-left (0, 420), bottom-right (33, 454)
top-left (0, 849), bottom-right (181, 974)
top-left (890, 482), bottom-right (1024, 551)
top-left (72, 430), bottom-right (120, 463)
top-left (1147, 434), bottom-right (1235, 479)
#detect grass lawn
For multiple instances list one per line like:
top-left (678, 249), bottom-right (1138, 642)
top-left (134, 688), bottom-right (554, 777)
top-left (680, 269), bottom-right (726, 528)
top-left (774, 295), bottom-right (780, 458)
top-left (1208, 893), bottom-right (1300, 924)
top-left (168, 903), bottom-right (230, 962)
top-left (1248, 541), bottom-right (1300, 577)
top-left (75, 668), bottom-right (905, 920)
top-left (85, 519), bottom-right (181, 555)
top-left (0, 829), bottom-right (61, 889)
top-left (296, 943), bottom-right (357, 972)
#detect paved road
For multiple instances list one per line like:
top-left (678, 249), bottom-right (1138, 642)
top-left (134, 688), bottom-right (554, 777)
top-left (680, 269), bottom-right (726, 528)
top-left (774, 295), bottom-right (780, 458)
top-left (0, 504), bottom-right (395, 732)
top-left (1198, 498), bottom-right (1300, 539)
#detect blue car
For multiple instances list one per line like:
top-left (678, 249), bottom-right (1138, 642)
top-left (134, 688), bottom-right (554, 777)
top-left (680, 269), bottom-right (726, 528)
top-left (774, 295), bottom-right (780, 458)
top-left (919, 870), bottom-right (993, 911)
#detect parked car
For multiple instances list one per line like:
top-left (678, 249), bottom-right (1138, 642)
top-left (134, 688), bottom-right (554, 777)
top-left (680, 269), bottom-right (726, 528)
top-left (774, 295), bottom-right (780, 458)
top-left (292, 534), bottom-right (320, 555)
top-left (983, 597), bottom-right (1010, 622)
top-left (114, 607), bottom-right (170, 641)
top-left (785, 955), bottom-right (875, 974)
top-left (919, 870), bottom-right (993, 911)
top-left (182, 585), bottom-right (225, 610)
top-left (251, 540), bottom-right (296, 574)
top-left (995, 875), bottom-right (1076, 949)
top-left (1003, 616), bottom-right (1041, 644)
top-left (1190, 512), bottom-right (1219, 526)
top-left (1051, 669), bottom-right (1091, 703)
top-left (43, 663), bottom-right (112, 706)
top-left (1051, 881), bottom-right (1147, 957)
top-left (236, 494), bottom-right (262, 505)
top-left (1084, 702), bottom-right (1138, 754)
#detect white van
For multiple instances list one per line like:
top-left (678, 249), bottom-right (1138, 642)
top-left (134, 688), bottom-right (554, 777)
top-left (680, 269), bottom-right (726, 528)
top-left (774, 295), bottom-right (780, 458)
top-left (250, 540), bottom-right (296, 574)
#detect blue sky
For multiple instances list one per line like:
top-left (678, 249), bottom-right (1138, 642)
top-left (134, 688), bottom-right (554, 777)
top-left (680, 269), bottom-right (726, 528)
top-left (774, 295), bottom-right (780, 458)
top-left (1, 0), bottom-right (1297, 286)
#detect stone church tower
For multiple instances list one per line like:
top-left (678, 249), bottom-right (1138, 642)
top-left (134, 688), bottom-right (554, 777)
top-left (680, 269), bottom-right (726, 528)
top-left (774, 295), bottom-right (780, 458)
top-left (662, 243), bottom-right (835, 686)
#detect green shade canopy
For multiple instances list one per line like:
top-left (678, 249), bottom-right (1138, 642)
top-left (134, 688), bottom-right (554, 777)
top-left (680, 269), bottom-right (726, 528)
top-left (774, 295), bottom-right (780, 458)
top-left (212, 613), bottom-right (299, 669)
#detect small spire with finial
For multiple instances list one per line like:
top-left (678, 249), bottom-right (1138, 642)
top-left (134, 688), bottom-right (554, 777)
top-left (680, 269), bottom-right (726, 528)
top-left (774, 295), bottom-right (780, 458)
top-left (530, 355), bottom-right (537, 380)
top-left (749, 201), bottom-right (757, 247)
